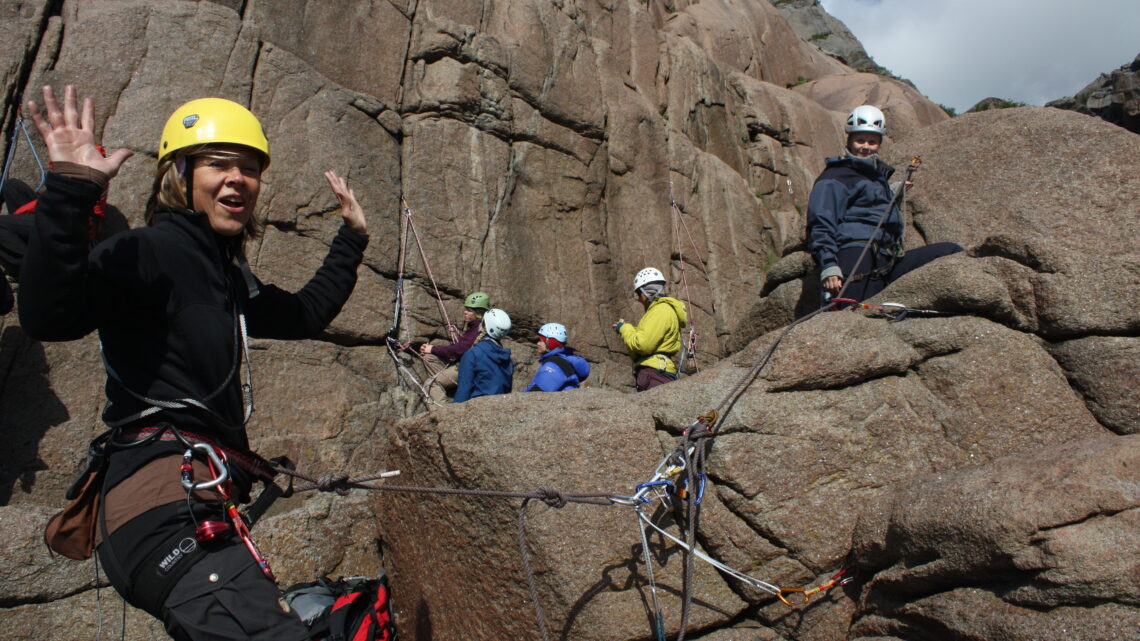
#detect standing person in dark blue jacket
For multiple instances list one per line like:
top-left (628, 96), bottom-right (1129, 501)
top-left (807, 105), bottom-right (962, 304)
top-left (454, 308), bottom-right (515, 403)
top-left (523, 322), bottom-right (590, 392)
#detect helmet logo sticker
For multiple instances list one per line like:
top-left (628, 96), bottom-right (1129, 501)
top-left (182, 114), bottom-right (200, 129)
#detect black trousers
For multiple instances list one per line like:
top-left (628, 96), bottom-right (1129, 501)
top-left (97, 492), bottom-right (310, 641)
top-left (831, 242), bottom-right (963, 303)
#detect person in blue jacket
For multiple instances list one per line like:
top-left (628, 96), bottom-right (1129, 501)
top-left (523, 322), bottom-right (590, 392)
top-left (807, 105), bottom-right (962, 304)
top-left (454, 308), bottom-right (515, 403)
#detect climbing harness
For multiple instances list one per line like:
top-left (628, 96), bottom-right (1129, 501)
top-left (1, 108), bottom-right (47, 200)
top-left (669, 181), bottom-right (710, 375)
top-left (831, 298), bottom-right (956, 322)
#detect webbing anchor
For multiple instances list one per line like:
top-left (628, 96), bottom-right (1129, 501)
top-left (778, 567), bottom-right (856, 605)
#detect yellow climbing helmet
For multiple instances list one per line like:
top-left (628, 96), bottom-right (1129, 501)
top-left (158, 97), bottom-right (270, 167)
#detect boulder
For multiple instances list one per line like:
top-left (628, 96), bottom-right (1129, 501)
top-left (662, 0), bottom-right (849, 88)
top-left (1047, 336), bottom-right (1139, 435)
top-left (850, 435), bottom-right (1140, 639)
top-left (379, 311), bottom-right (1111, 640)
top-left (1048, 53), bottom-right (1140, 135)
top-left (767, 0), bottom-right (890, 76)
top-left (792, 73), bottom-right (950, 140)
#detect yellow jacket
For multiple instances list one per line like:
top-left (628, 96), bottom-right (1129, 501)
top-left (618, 296), bottom-right (688, 374)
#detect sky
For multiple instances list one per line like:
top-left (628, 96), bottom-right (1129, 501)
top-left (819, 0), bottom-right (1140, 113)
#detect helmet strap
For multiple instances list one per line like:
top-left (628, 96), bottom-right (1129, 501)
top-left (176, 154), bottom-right (196, 211)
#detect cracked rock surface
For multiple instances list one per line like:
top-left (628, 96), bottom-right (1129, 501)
top-left (1, 1), bottom-right (1137, 640)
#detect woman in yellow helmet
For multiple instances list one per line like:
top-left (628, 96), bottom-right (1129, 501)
top-left (20, 85), bottom-right (368, 641)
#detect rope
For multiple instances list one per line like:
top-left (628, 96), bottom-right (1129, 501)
top-left (270, 461), bottom-right (616, 506)
top-left (635, 505), bottom-right (667, 641)
top-left (669, 181), bottom-right (710, 374)
top-left (708, 157), bottom-right (922, 431)
top-left (519, 497), bottom-right (551, 641)
top-left (252, 166), bottom-right (920, 638)
top-left (402, 199), bottom-right (460, 343)
top-left (385, 337), bottom-right (447, 407)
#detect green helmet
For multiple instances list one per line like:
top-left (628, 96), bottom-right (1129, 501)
top-left (463, 292), bottom-right (491, 311)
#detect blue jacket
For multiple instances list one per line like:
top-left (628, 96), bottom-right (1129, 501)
top-left (523, 347), bottom-right (590, 392)
top-left (454, 337), bottom-right (515, 403)
top-left (806, 155), bottom-right (902, 279)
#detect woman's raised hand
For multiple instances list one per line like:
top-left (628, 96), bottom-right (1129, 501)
top-left (324, 170), bottom-right (367, 235)
top-left (25, 85), bottom-right (132, 177)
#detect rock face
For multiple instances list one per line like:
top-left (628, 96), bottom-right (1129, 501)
top-left (767, 0), bottom-right (890, 76)
top-left (792, 72), bottom-right (951, 140)
top-left (1, 2), bottom-right (1136, 641)
top-left (1048, 53), bottom-right (1140, 135)
top-left (851, 435), bottom-right (1140, 640)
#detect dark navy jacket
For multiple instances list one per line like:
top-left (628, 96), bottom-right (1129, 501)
top-left (806, 155), bottom-right (901, 277)
top-left (523, 347), bottom-right (590, 392)
top-left (454, 337), bottom-right (514, 402)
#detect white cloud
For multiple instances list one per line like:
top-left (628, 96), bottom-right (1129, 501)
top-left (820, 0), bottom-right (1140, 112)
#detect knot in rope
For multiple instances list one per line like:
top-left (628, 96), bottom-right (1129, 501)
top-left (316, 473), bottom-right (352, 496)
top-left (538, 486), bottom-right (568, 509)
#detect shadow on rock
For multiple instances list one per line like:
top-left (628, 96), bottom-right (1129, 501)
top-left (0, 325), bottom-right (70, 504)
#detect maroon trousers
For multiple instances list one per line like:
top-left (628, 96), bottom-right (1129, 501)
top-left (635, 366), bottom-right (676, 391)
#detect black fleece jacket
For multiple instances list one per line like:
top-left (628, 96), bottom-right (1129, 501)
top-left (20, 171), bottom-right (368, 458)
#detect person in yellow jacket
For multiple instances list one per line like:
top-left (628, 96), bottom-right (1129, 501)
top-left (612, 267), bottom-right (688, 391)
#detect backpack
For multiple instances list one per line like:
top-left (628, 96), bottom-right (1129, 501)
top-left (282, 574), bottom-right (396, 641)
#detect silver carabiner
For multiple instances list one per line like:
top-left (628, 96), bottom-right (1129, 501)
top-left (879, 302), bottom-right (908, 322)
top-left (180, 442), bottom-right (230, 491)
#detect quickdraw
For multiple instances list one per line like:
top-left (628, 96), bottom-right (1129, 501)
top-left (780, 567), bottom-right (856, 604)
top-left (831, 298), bottom-right (955, 322)
top-left (613, 406), bottom-right (856, 635)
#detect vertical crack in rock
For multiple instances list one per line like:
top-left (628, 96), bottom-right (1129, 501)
top-left (435, 431), bottom-right (462, 487)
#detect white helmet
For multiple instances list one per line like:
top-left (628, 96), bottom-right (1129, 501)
top-left (482, 308), bottom-right (512, 339)
top-left (538, 322), bottom-right (567, 343)
top-left (632, 267), bottom-right (666, 292)
top-left (845, 105), bottom-right (886, 135)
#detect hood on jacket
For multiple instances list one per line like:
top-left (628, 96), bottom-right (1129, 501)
top-left (480, 337), bottom-right (514, 364)
top-left (651, 296), bottom-right (688, 328)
